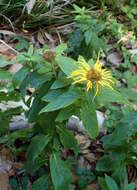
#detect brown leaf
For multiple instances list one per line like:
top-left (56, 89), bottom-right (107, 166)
top-left (130, 65), bottom-right (137, 74)
top-left (107, 51), bottom-right (123, 67)
top-left (0, 170), bottom-right (9, 190)
top-left (84, 153), bottom-right (97, 163)
top-left (8, 64), bottom-right (22, 74)
top-left (0, 30), bottom-right (15, 36)
top-left (75, 134), bottom-right (91, 150)
top-left (87, 182), bottom-right (100, 190)
top-left (37, 31), bottom-right (45, 45)
top-left (26, 181), bottom-right (32, 190)
top-left (43, 51), bottom-right (55, 62)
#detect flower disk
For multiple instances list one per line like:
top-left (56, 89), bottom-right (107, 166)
top-left (69, 56), bottom-right (114, 98)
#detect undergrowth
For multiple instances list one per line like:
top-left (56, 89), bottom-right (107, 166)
top-left (0, 1), bottom-right (137, 190)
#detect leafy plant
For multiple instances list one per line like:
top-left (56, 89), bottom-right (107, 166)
top-left (0, 41), bottom-right (129, 189)
top-left (68, 4), bottom-right (108, 59)
top-left (97, 112), bottom-right (137, 189)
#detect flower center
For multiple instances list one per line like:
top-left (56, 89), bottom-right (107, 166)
top-left (87, 69), bottom-right (102, 82)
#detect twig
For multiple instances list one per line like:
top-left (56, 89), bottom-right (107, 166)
top-left (0, 39), bottom-right (18, 54)
top-left (56, 22), bottom-right (75, 29)
top-left (0, 13), bottom-right (15, 33)
top-left (56, 29), bottom-right (62, 43)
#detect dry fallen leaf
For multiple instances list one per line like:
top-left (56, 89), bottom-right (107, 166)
top-left (107, 51), bottom-right (123, 67)
top-left (37, 31), bottom-right (45, 45)
top-left (8, 64), bottom-right (22, 74)
top-left (26, 181), bottom-right (32, 190)
top-left (0, 148), bottom-right (13, 190)
top-left (87, 182), bottom-right (100, 190)
top-left (0, 30), bottom-right (15, 36)
top-left (0, 169), bottom-right (9, 190)
top-left (84, 153), bottom-right (97, 163)
top-left (75, 134), bottom-right (91, 150)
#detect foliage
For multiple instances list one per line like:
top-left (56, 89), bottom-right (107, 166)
top-left (0, 0), bottom-right (136, 29)
top-left (68, 2), bottom-right (136, 59)
top-left (0, 1), bottom-right (137, 189)
top-left (0, 41), bottom-right (133, 188)
top-left (0, 0), bottom-right (76, 28)
top-left (97, 112), bottom-right (137, 189)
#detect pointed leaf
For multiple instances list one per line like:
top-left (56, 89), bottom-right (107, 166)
top-left (50, 153), bottom-right (72, 190)
top-left (105, 175), bottom-right (119, 190)
top-left (56, 55), bottom-right (78, 76)
top-left (81, 104), bottom-right (98, 138)
top-left (124, 183), bottom-right (134, 190)
top-left (40, 89), bottom-right (80, 113)
top-left (26, 134), bottom-right (51, 161)
top-left (32, 175), bottom-right (48, 190)
top-left (56, 125), bottom-right (78, 151)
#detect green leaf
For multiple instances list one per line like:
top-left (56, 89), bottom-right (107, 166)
top-left (0, 114), bottom-right (9, 134)
top-left (94, 23), bottom-right (105, 33)
top-left (28, 44), bottom-right (34, 56)
top-left (102, 112), bottom-right (137, 150)
top-left (56, 125), bottom-right (78, 151)
top-left (131, 54), bottom-right (137, 64)
top-left (10, 178), bottom-right (19, 190)
top-left (85, 31), bottom-right (107, 52)
top-left (0, 91), bottom-right (19, 102)
top-left (55, 43), bottom-right (67, 55)
top-left (73, 4), bottom-right (82, 13)
top-left (29, 72), bottom-right (52, 88)
top-left (38, 64), bottom-right (52, 74)
top-left (32, 175), bottom-right (48, 190)
top-left (15, 37), bottom-right (29, 51)
top-left (112, 166), bottom-right (127, 188)
top-left (96, 155), bottom-right (122, 172)
top-left (0, 69), bottom-right (12, 80)
top-left (0, 136), bottom-right (8, 144)
top-left (12, 67), bottom-right (29, 87)
top-left (42, 89), bottom-right (65, 102)
top-left (26, 134), bottom-right (51, 161)
top-left (20, 176), bottom-right (29, 190)
top-left (0, 56), bottom-right (15, 68)
top-left (9, 127), bottom-right (34, 144)
top-left (96, 88), bottom-right (129, 105)
top-left (56, 106), bottom-right (78, 122)
top-left (31, 53), bottom-right (44, 63)
top-left (120, 111), bottom-right (137, 138)
top-left (81, 104), bottom-right (98, 139)
top-left (68, 29), bottom-right (83, 57)
top-left (50, 153), bottom-right (72, 190)
top-left (51, 78), bottom-right (71, 89)
top-left (105, 175), bottom-right (119, 190)
top-left (123, 71), bottom-right (137, 88)
top-left (20, 71), bottom-right (51, 99)
top-left (120, 88), bottom-right (137, 103)
top-left (27, 82), bottom-right (51, 122)
top-left (85, 30), bottom-right (92, 45)
top-left (124, 183), bottom-right (134, 190)
top-left (98, 177), bottom-right (109, 190)
top-left (56, 55), bottom-right (78, 76)
top-left (24, 159), bottom-right (46, 175)
top-left (40, 88), bottom-right (80, 113)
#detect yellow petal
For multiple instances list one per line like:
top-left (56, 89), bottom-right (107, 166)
top-left (78, 56), bottom-right (91, 71)
top-left (94, 83), bottom-right (99, 98)
top-left (86, 81), bottom-right (92, 91)
top-left (73, 78), bottom-right (87, 84)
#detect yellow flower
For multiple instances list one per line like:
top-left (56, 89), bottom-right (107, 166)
top-left (69, 55), bottom-right (114, 98)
